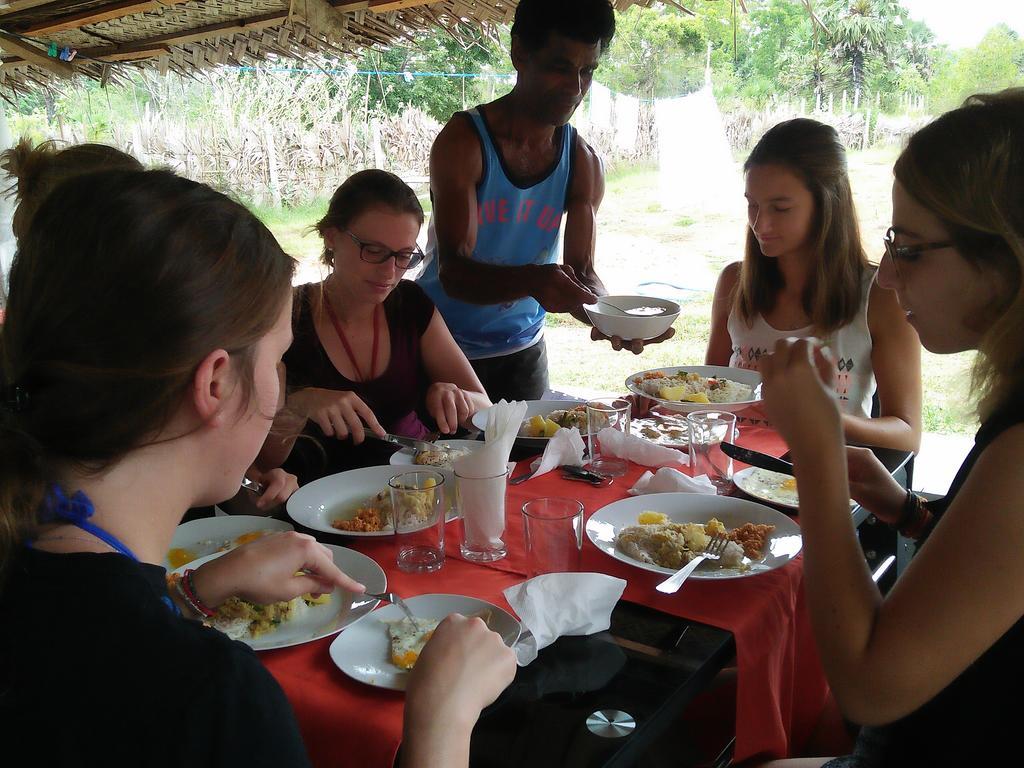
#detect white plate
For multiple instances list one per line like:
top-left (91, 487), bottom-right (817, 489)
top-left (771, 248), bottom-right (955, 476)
top-left (625, 365), bottom-right (763, 414)
top-left (173, 544), bottom-right (386, 651)
top-left (287, 465), bottom-right (404, 537)
top-left (471, 399), bottom-right (584, 451)
top-left (287, 465), bottom-right (459, 537)
top-left (329, 593), bottom-right (521, 691)
top-left (586, 492), bottom-right (801, 579)
top-left (389, 438), bottom-right (483, 475)
top-left (733, 466), bottom-right (855, 510)
top-left (165, 515), bottom-right (294, 570)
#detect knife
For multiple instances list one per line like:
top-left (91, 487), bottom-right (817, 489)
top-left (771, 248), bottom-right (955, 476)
top-left (372, 433), bottom-right (440, 453)
top-left (720, 442), bottom-right (794, 476)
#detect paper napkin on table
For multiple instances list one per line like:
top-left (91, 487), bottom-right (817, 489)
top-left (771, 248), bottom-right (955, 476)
top-left (527, 427), bottom-right (585, 479)
top-left (503, 573), bottom-right (626, 666)
top-left (596, 427), bottom-right (688, 467)
top-left (628, 467), bottom-right (716, 496)
top-left (452, 400), bottom-right (528, 546)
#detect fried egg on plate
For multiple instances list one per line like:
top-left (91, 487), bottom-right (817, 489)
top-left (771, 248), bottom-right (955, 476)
top-left (742, 469), bottom-right (799, 506)
top-left (384, 616), bottom-right (441, 670)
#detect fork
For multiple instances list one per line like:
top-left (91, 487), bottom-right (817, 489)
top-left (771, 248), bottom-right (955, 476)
top-left (362, 591), bottom-right (419, 624)
top-left (655, 534), bottom-right (731, 594)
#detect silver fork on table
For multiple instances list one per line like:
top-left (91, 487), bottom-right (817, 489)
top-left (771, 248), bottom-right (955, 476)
top-left (362, 591), bottom-right (418, 623)
top-left (655, 534), bottom-right (731, 594)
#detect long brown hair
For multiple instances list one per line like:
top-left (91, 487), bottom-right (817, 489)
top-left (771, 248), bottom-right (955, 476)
top-left (895, 89), bottom-right (1024, 418)
top-left (0, 169), bottom-right (294, 576)
top-left (734, 118), bottom-right (868, 333)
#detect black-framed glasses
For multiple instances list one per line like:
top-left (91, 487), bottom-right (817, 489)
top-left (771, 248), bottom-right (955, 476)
top-left (882, 227), bottom-right (953, 277)
top-left (345, 230), bottom-right (424, 269)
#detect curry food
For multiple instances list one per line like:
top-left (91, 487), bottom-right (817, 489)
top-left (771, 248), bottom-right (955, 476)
top-left (212, 592), bottom-right (332, 640)
top-left (615, 512), bottom-right (774, 570)
top-left (331, 481), bottom-right (437, 533)
top-left (632, 371), bottom-right (753, 404)
top-left (519, 405), bottom-right (589, 438)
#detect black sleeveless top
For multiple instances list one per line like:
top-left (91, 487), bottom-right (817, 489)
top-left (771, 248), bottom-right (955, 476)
top-left (877, 399), bottom-right (1024, 764)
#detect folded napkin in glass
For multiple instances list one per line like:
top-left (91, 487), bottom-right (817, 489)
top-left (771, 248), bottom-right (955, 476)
top-left (596, 427), bottom-right (688, 467)
top-left (628, 467), bottom-right (716, 496)
top-left (503, 572), bottom-right (626, 666)
top-left (527, 427), bottom-right (585, 479)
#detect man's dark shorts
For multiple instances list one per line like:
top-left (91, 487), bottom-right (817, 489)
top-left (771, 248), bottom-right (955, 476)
top-left (470, 339), bottom-right (548, 402)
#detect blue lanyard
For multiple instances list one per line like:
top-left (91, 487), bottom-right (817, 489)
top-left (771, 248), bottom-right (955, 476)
top-left (41, 485), bottom-right (139, 563)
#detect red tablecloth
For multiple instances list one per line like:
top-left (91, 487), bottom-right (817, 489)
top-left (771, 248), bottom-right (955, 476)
top-left (262, 425), bottom-right (828, 767)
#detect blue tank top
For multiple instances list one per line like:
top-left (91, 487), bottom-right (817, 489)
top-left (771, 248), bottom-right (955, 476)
top-left (419, 107), bottom-right (576, 359)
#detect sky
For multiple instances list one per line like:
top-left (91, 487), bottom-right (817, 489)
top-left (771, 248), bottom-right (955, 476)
top-left (900, 0), bottom-right (1024, 49)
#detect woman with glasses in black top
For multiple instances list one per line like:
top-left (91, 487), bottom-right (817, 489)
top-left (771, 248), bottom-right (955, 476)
top-left (281, 170), bottom-right (491, 477)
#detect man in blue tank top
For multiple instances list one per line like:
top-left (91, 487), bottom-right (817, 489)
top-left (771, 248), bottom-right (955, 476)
top-left (419, 0), bottom-right (672, 402)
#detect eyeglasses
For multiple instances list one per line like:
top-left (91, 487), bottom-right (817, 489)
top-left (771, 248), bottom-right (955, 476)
top-left (882, 227), bottom-right (953, 278)
top-left (345, 230), bottom-right (424, 269)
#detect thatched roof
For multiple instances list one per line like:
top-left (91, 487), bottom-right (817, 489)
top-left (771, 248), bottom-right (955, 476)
top-left (0, 0), bottom-right (683, 94)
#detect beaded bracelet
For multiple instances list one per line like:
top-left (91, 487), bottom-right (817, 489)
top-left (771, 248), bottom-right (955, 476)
top-left (181, 568), bottom-right (218, 618)
top-left (895, 489), bottom-right (933, 540)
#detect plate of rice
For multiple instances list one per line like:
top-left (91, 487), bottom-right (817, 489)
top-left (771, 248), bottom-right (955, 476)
top-left (288, 465), bottom-right (457, 537)
top-left (586, 493), bottom-right (801, 579)
top-left (172, 542), bottom-right (387, 651)
top-left (625, 365), bottom-right (762, 414)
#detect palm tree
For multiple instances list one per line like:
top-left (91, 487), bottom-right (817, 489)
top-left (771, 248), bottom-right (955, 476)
top-left (820, 0), bottom-right (904, 105)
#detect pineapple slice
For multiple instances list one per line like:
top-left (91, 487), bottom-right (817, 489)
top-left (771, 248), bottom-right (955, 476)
top-left (658, 385), bottom-right (688, 401)
top-left (526, 414), bottom-right (547, 437)
top-left (638, 511), bottom-right (668, 525)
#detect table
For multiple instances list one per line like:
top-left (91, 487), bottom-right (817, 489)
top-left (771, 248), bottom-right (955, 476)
top-left (263, 424), bottom-right (840, 767)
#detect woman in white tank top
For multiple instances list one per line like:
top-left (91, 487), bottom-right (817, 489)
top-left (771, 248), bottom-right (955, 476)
top-left (705, 119), bottom-right (922, 452)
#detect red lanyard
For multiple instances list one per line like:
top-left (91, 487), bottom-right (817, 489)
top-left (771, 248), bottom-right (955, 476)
top-left (323, 294), bottom-right (380, 382)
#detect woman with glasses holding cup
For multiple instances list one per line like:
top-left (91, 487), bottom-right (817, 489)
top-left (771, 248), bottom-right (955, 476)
top-left (758, 90), bottom-right (1024, 767)
top-left (705, 118), bottom-right (922, 452)
top-left (282, 171), bottom-right (490, 476)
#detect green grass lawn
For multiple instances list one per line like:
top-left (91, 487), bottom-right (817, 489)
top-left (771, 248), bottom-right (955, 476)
top-left (254, 159), bottom-right (979, 436)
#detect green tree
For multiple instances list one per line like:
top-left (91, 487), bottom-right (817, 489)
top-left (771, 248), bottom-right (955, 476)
top-left (927, 25), bottom-right (1024, 112)
top-left (601, 5), bottom-right (706, 99)
top-left (820, 0), bottom-right (905, 104)
top-left (352, 25), bottom-right (507, 121)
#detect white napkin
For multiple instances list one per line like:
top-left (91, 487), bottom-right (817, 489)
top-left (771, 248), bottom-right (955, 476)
top-left (453, 400), bottom-right (528, 547)
top-left (628, 467), bottom-right (717, 496)
top-left (596, 427), bottom-right (689, 467)
top-left (528, 427), bottom-right (585, 478)
top-left (503, 573), bottom-right (626, 666)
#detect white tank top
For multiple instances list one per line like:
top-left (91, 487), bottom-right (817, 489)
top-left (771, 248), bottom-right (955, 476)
top-left (727, 268), bottom-right (876, 419)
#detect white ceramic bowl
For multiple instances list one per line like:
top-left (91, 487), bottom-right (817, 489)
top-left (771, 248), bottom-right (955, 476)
top-left (584, 295), bottom-right (680, 341)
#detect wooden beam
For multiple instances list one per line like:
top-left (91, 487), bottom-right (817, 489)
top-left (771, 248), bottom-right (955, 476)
top-left (369, 0), bottom-right (436, 10)
top-left (0, 0), bottom-right (65, 14)
top-left (0, 29), bottom-right (74, 76)
top-left (21, 0), bottom-right (192, 35)
top-left (96, 45), bottom-right (166, 61)
top-left (0, 0), bottom-right (439, 67)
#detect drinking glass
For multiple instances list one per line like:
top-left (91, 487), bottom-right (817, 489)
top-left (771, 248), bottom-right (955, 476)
top-left (686, 410), bottom-right (737, 493)
top-left (388, 470), bottom-right (446, 573)
top-left (521, 497), bottom-right (584, 577)
top-left (586, 398), bottom-right (631, 478)
top-left (455, 468), bottom-right (509, 562)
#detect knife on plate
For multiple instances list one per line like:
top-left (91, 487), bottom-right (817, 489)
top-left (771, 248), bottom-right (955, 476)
top-left (720, 442), bottom-right (794, 476)
top-left (372, 433), bottom-right (440, 453)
